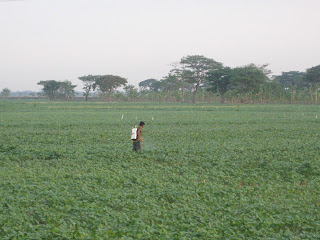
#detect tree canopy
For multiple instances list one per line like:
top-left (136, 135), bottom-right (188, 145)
top-left (273, 71), bottom-right (305, 89)
top-left (37, 80), bottom-right (61, 101)
top-left (305, 65), bottom-right (320, 103)
top-left (180, 55), bottom-right (222, 103)
top-left (139, 79), bottom-right (158, 91)
top-left (94, 75), bottom-right (127, 101)
top-left (37, 80), bottom-right (76, 101)
top-left (1, 88), bottom-right (11, 99)
top-left (305, 65), bottom-right (320, 85)
top-left (207, 67), bottom-right (234, 104)
top-left (32, 55), bottom-right (320, 104)
top-left (78, 75), bottom-right (99, 101)
top-left (232, 64), bottom-right (269, 102)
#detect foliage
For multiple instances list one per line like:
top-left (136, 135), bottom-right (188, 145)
top-left (123, 84), bottom-right (138, 101)
top-left (31, 56), bottom-right (320, 104)
top-left (305, 65), bottom-right (320, 103)
top-left (273, 71), bottom-right (306, 103)
top-left (232, 64), bottom-right (269, 102)
top-left (94, 75), bottom-right (127, 101)
top-left (37, 80), bottom-right (76, 101)
top-left (207, 67), bottom-right (234, 103)
top-left (78, 75), bottom-right (98, 101)
top-left (261, 80), bottom-right (284, 103)
top-left (37, 80), bottom-right (60, 101)
top-left (139, 79), bottom-right (158, 91)
top-left (305, 65), bottom-right (320, 85)
top-left (0, 88), bottom-right (11, 99)
top-left (0, 101), bottom-right (320, 239)
top-left (273, 71), bottom-right (305, 89)
top-left (168, 67), bottom-right (193, 103)
top-left (57, 81), bottom-right (77, 100)
top-left (180, 55), bottom-right (223, 103)
top-left (157, 74), bottom-right (181, 101)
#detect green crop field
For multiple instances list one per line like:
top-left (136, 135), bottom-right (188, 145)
top-left (0, 101), bottom-right (320, 239)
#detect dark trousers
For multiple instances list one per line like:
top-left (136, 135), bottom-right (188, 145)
top-left (132, 141), bottom-right (141, 151)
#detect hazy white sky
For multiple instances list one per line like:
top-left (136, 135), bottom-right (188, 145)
top-left (0, 0), bottom-right (319, 91)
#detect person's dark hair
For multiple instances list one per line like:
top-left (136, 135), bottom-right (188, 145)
top-left (139, 121), bottom-right (145, 126)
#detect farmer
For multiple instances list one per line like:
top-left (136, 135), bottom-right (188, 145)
top-left (133, 121), bottom-right (145, 151)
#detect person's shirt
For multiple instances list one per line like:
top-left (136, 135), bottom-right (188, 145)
top-left (138, 126), bottom-right (143, 141)
top-left (134, 126), bottom-right (142, 142)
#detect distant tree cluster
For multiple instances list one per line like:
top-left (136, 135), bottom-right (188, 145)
top-left (134, 55), bottom-right (320, 104)
top-left (37, 80), bottom-right (77, 101)
top-left (78, 75), bottom-right (127, 102)
top-left (272, 66), bottom-right (320, 103)
top-left (36, 75), bottom-right (127, 102)
top-left (33, 55), bottom-right (320, 103)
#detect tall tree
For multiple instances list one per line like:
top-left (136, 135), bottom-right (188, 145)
top-left (207, 66), bottom-right (234, 104)
top-left (273, 71), bottom-right (305, 103)
top-left (139, 79), bottom-right (158, 91)
top-left (78, 75), bottom-right (98, 101)
top-left (37, 80), bottom-right (60, 101)
top-left (180, 55), bottom-right (222, 103)
top-left (37, 80), bottom-right (76, 101)
top-left (138, 79), bottom-right (159, 102)
top-left (232, 64), bottom-right (269, 103)
top-left (159, 74), bottom-right (180, 101)
top-left (94, 75), bottom-right (127, 102)
top-left (305, 65), bottom-right (320, 103)
top-left (168, 66), bottom-right (192, 103)
top-left (0, 88), bottom-right (11, 99)
top-left (57, 81), bottom-right (77, 100)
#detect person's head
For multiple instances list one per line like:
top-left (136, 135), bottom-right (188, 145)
top-left (139, 121), bottom-right (145, 127)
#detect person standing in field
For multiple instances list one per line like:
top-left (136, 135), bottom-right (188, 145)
top-left (133, 121), bottom-right (145, 151)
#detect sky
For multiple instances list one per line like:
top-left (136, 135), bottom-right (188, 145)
top-left (0, 0), bottom-right (320, 92)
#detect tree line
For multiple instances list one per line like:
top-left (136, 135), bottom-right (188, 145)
top-left (8, 55), bottom-right (320, 103)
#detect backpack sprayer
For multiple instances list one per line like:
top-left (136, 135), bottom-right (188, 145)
top-left (131, 122), bottom-right (139, 141)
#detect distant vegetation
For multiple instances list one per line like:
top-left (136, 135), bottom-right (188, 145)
top-left (3, 55), bottom-right (320, 103)
top-left (0, 88), bottom-right (10, 99)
